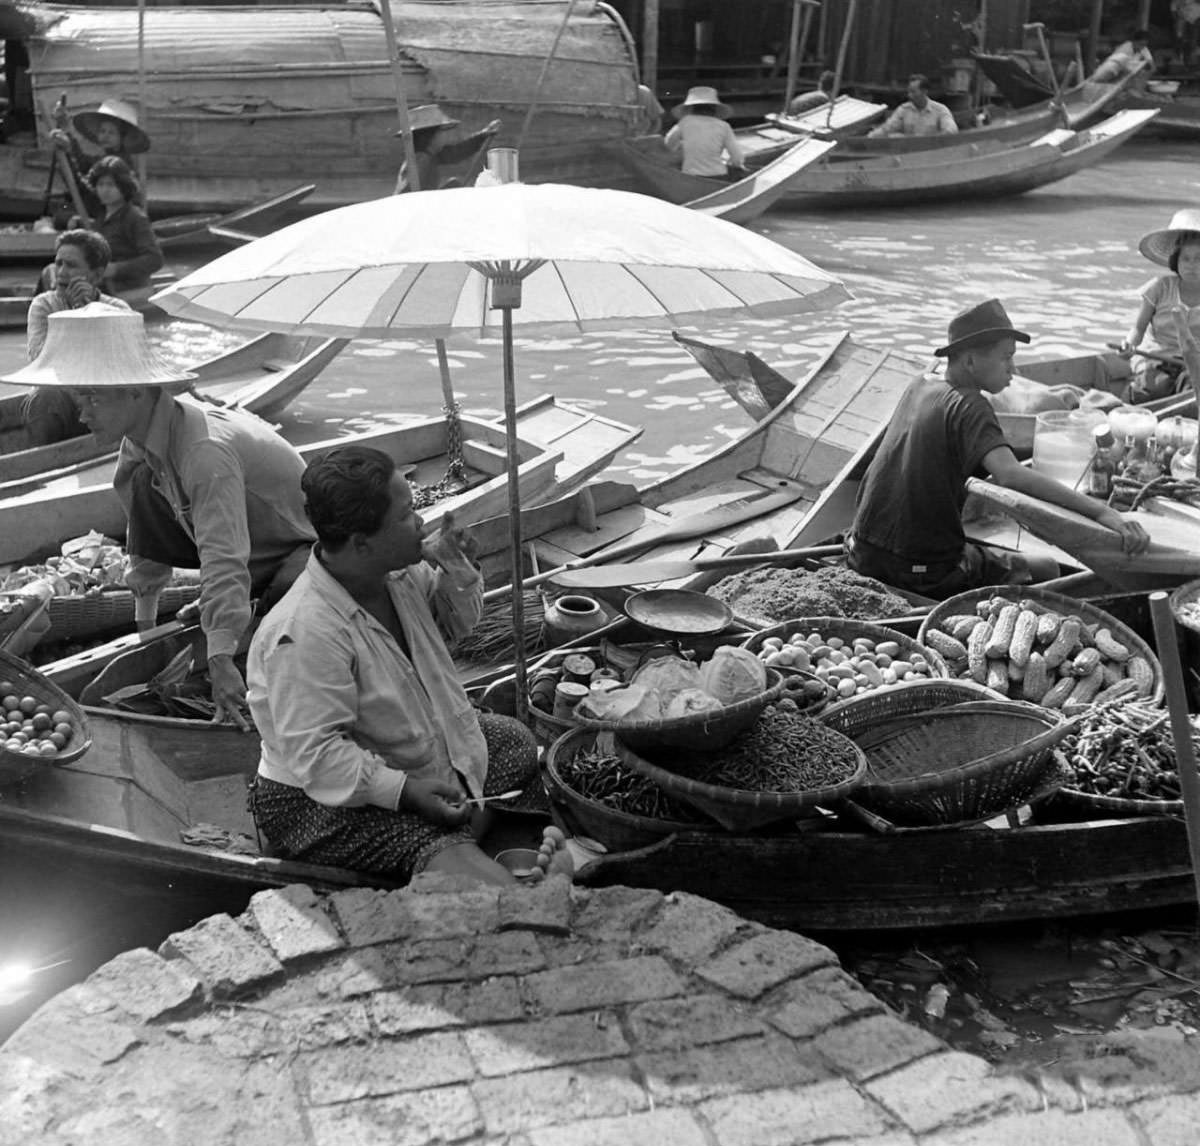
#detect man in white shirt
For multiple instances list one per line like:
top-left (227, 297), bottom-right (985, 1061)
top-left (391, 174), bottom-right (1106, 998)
top-left (664, 85), bottom-right (747, 178)
top-left (1093, 29), bottom-right (1154, 82)
top-left (869, 74), bottom-right (958, 137)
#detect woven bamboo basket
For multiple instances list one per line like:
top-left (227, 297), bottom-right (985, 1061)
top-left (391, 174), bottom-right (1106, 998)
top-left (919, 584), bottom-right (1163, 705)
top-left (610, 725), bottom-right (866, 832)
top-left (1041, 786), bottom-right (1184, 822)
top-left (545, 727), bottom-right (717, 850)
top-left (0, 646), bottom-right (92, 782)
top-left (822, 697), bottom-right (1071, 826)
top-left (44, 584), bottom-right (201, 644)
top-left (818, 677), bottom-right (1007, 733)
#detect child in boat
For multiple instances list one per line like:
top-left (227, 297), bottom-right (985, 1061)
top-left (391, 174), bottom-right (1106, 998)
top-left (86, 157), bottom-right (163, 291)
top-left (846, 299), bottom-right (1150, 599)
top-left (1118, 208), bottom-right (1200, 401)
top-left (664, 86), bottom-right (747, 179)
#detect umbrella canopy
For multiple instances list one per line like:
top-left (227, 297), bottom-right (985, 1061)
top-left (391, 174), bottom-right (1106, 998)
top-left (152, 183), bottom-right (849, 337)
top-left (153, 182), bottom-right (849, 722)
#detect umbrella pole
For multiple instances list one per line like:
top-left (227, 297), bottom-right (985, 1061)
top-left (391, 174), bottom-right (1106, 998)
top-left (500, 305), bottom-right (528, 724)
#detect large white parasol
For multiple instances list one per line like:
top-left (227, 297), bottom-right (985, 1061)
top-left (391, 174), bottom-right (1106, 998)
top-left (153, 181), bottom-right (849, 714)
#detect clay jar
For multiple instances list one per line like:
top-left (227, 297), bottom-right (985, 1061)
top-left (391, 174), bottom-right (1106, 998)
top-left (542, 594), bottom-right (606, 646)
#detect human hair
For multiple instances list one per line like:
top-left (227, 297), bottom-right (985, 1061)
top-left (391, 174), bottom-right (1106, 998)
top-left (908, 73), bottom-right (930, 92)
top-left (86, 155), bottom-right (140, 203)
top-left (301, 445), bottom-right (397, 550)
top-left (1169, 232), bottom-right (1200, 273)
top-left (55, 228), bottom-right (110, 270)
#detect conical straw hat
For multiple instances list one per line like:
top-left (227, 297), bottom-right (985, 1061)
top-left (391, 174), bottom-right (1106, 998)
top-left (1137, 207), bottom-right (1200, 267)
top-left (0, 303), bottom-right (196, 389)
top-left (73, 98), bottom-right (150, 154)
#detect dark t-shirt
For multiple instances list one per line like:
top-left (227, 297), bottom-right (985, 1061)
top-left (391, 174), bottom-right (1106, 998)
top-left (852, 373), bottom-right (1008, 564)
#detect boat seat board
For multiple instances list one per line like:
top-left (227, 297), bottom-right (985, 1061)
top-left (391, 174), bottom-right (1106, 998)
top-left (541, 502), bottom-right (677, 558)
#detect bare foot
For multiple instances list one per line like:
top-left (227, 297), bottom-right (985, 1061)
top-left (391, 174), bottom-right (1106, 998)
top-left (526, 825), bottom-right (574, 883)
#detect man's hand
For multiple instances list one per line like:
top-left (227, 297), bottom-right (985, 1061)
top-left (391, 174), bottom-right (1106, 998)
top-left (63, 278), bottom-right (99, 309)
top-left (398, 777), bottom-right (471, 828)
top-left (209, 653), bottom-right (250, 730)
top-left (1099, 508), bottom-right (1151, 555)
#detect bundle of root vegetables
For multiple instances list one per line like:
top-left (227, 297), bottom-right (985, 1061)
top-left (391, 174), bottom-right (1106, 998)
top-left (922, 595), bottom-right (1154, 707)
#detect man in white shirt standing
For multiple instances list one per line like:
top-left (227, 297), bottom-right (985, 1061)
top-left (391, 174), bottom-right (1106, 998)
top-left (868, 74), bottom-right (958, 137)
top-left (1092, 29), bottom-right (1154, 82)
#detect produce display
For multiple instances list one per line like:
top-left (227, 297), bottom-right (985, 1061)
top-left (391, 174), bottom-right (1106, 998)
top-left (752, 628), bottom-right (939, 700)
top-left (0, 532), bottom-right (199, 598)
top-left (708, 564), bottom-right (910, 625)
top-left (1058, 701), bottom-right (1189, 801)
top-left (0, 679), bottom-right (77, 759)
top-left (922, 595), bottom-right (1154, 706)
top-left (555, 742), bottom-right (710, 822)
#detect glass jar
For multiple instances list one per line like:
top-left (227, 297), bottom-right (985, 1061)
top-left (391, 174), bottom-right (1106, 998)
top-left (1107, 405), bottom-right (1158, 447)
top-left (1032, 408), bottom-right (1107, 490)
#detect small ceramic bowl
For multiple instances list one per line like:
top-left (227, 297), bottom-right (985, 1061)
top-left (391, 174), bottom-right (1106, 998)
top-left (494, 848), bottom-right (541, 881)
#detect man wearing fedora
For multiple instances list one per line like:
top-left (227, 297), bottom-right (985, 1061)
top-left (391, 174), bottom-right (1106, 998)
top-left (868, 74), bottom-right (958, 138)
top-left (846, 299), bottom-right (1149, 599)
top-left (394, 105), bottom-right (501, 194)
top-left (664, 86), bottom-right (747, 179)
top-left (3, 304), bottom-right (315, 726)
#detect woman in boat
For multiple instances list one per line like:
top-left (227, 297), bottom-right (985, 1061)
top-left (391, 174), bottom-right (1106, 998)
top-left (86, 156), bottom-right (163, 291)
top-left (1118, 208), bottom-right (1200, 401)
top-left (845, 299), bottom-right (1150, 599)
top-left (49, 97), bottom-right (150, 216)
top-left (789, 70), bottom-right (837, 116)
top-left (245, 444), bottom-right (570, 886)
top-left (394, 105), bottom-right (500, 193)
top-left (664, 86), bottom-right (747, 180)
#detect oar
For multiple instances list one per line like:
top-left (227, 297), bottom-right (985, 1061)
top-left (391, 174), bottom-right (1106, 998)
top-left (1106, 341), bottom-right (1184, 368)
top-left (481, 486), bottom-right (804, 603)
top-left (551, 543), bottom-right (845, 589)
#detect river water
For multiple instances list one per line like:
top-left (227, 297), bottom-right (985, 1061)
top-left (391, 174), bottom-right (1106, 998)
top-left (4, 136), bottom-right (1200, 1047)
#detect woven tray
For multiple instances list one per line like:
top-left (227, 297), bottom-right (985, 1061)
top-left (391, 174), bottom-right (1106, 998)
top-left (918, 584), bottom-right (1163, 705)
top-left (545, 727), bottom-right (717, 850)
top-left (44, 584), bottom-right (201, 643)
top-left (0, 646), bottom-right (92, 779)
top-left (822, 697), bottom-right (1071, 826)
top-left (1039, 786), bottom-right (1184, 822)
top-left (819, 677), bottom-right (1007, 735)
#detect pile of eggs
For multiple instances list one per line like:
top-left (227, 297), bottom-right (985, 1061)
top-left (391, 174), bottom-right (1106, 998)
top-left (754, 630), bottom-right (938, 700)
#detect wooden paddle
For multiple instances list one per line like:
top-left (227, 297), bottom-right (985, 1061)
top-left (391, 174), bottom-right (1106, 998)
top-left (1106, 341), bottom-right (1183, 368)
top-left (481, 486), bottom-right (804, 603)
top-left (550, 543), bottom-right (845, 589)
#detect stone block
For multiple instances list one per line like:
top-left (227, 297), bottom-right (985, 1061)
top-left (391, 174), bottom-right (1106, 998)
top-left (696, 930), bottom-right (835, 999)
top-left (384, 932), bottom-right (546, 985)
top-left (866, 1051), bottom-right (1041, 1134)
top-left (4, 1012), bottom-right (141, 1080)
top-left (626, 993), bottom-right (764, 1052)
top-left (920, 1109), bottom-right (1141, 1146)
top-left (327, 888), bottom-right (412, 946)
top-left (408, 871), bottom-right (484, 894)
top-left (699, 1079), bottom-right (892, 1146)
top-left (87, 947), bottom-right (202, 1021)
top-left (813, 1012), bottom-right (944, 1081)
top-left (372, 978), bottom-right (525, 1035)
top-left (301, 1030), bottom-right (476, 1104)
top-left (526, 956), bottom-right (683, 1014)
top-left (315, 947), bottom-right (394, 999)
top-left (308, 1085), bottom-right (483, 1146)
top-left (248, 884), bottom-right (344, 962)
top-left (570, 887), bottom-right (664, 943)
top-left (639, 1033), bottom-right (821, 1104)
top-left (527, 1108), bottom-right (709, 1146)
top-left (1128, 1091), bottom-right (1200, 1145)
top-left (159, 913), bottom-right (283, 998)
top-left (0, 1052), bottom-right (73, 1143)
top-left (394, 887), bottom-right (501, 940)
top-left (472, 1060), bottom-right (647, 1135)
top-left (636, 892), bottom-right (746, 964)
top-left (466, 1012), bottom-right (630, 1077)
top-left (278, 1001), bottom-right (372, 1050)
top-left (767, 966), bottom-right (884, 1039)
top-left (498, 877), bottom-right (572, 935)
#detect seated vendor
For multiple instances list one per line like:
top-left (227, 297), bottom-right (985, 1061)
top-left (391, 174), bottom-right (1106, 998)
top-left (245, 444), bottom-right (568, 886)
top-left (868, 74), bottom-right (957, 137)
top-left (87, 157), bottom-right (162, 291)
top-left (1092, 29), bottom-right (1154, 83)
top-left (845, 299), bottom-right (1150, 600)
top-left (789, 70), bottom-right (837, 116)
top-left (2, 304), bottom-right (316, 724)
top-left (49, 96), bottom-right (150, 215)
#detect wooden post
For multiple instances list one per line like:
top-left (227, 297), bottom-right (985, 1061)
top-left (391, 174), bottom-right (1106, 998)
top-left (1087, 0), bottom-right (1104, 77)
top-left (783, 0), bottom-right (821, 113)
top-left (642, 0), bottom-right (660, 103)
top-left (136, 0), bottom-right (147, 190)
top-left (1137, 0), bottom-right (1152, 31)
top-left (827, 0), bottom-right (859, 124)
top-left (378, 0), bottom-right (420, 191)
top-left (1149, 591), bottom-right (1200, 911)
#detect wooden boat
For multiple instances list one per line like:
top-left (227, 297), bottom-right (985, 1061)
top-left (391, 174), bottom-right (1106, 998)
top-left (0, 277), bottom-right (169, 330)
top-left (1115, 90), bottom-right (1200, 139)
top-left (0, 1), bottom-right (643, 217)
top-left (683, 138), bottom-right (836, 224)
top-left (974, 54), bottom-right (1146, 123)
top-left (622, 109), bottom-right (1160, 212)
top-left (760, 93), bottom-right (889, 138)
top-left (0, 184), bottom-right (317, 263)
top-left (0, 394), bottom-right (634, 566)
top-left (0, 333), bottom-right (350, 486)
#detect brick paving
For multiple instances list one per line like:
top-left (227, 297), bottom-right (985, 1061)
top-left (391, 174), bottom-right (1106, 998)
top-left (2, 876), bottom-right (1198, 1145)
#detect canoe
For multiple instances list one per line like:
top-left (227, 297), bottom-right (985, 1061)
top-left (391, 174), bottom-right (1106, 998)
top-left (0, 0), bottom-right (642, 217)
top-left (0, 333), bottom-right (350, 486)
top-left (1114, 90), bottom-right (1200, 139)
top-left (684, 137), bottom-right (836, 224)
top-left (761, 93), bottom-right (889, 138)
top-left (622, 109), bottom-right (1160, 211)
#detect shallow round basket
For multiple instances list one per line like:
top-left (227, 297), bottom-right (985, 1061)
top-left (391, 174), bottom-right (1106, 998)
top-left (818, 677), bottom-right (1006, 735)
top-left (0, 646), bottom-right (92, 781)
top-left (1039, 786), bottom-right (1183, 823)
top-left (611, 725), bottom-right (866, 832)
top-left (1169, 577), bottom-right (1200, 635)
top-left (920, 584), bottom-right (1163, 705)
top-left (545, 727), bottom-right (717, 850)
top-left (822, 697), bottom-right (1070, 827)
top-left (625, 589), bottom-right (734, 637)
top-left (580, 667), bottom-right (785, 758)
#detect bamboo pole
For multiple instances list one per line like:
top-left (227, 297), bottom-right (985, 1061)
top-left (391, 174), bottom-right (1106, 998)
top-left (378, 0), bottom-right (420, 191)
top-left (1087, 0), bottom-right (1104, 77)
top-left (642, 0), bottom-right (660, 104)
top-left (517, 0), bottom-right (579, 152)
top-left (1148, 591), bottom-right (1200, 911)
top-left (783, 0), bottom-right (821, 113)
top-left (136, 0), bottom-right (147, 189)
top-left (826, 0), bottom-right (859, 126)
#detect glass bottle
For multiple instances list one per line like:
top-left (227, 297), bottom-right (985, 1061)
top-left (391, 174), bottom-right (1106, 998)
top-left (1119, 433), bottom-right (1143, 481)
top-left (1086, 424), bottom-right (1116, 499)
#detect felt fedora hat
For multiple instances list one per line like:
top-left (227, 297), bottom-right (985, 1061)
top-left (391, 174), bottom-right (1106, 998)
top-left (934, 298), bottom-right (1031, 357)
top-left (672, 85), bottom-right (733, 120)
top-left (1, 303), bottom-right (195, 389)
top-left (393, 105), bottom-right (461, 136)
top-left (1137, 208), bottom-right (1200, 267)
top-left (73, 98), bottom-right (150, 155)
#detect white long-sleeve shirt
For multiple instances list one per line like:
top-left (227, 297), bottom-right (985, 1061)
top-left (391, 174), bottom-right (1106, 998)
top-left (664, 116), bottom-right (746, 176)
top-left (869, 99), bottom-right (958, 137)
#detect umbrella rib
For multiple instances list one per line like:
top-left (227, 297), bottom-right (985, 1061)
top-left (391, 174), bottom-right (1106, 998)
top-left (549, 262), bottom-right (583, 328)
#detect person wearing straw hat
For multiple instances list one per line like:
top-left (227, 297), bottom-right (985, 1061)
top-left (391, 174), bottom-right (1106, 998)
top-left (2, 304), bottom-right (316, 726)
top-left (393, 105), bottom-right (501, 194)
top-left (664, 86), bottom-right (747, 179)
top-left (50, 96), bottom-right (150, 216)
top-left (245, 444), bottom-right (570, 886)
top-left (846, 299), bottom-right (1149, 599)
top-left (1118, 208), bottom-right (1200, 401)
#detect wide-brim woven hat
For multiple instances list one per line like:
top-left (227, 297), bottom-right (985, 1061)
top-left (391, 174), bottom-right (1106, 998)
top-left (393, 104), bottom-right (461, 136)
top-left (73, 98), bottom-right (150, 155)
top-left (672, 85), bottom-right (732, 120)
top-left (0, 303), bottom-right (195, 389)
top-left (1138, 208), bottom-right (1200, 267)
top-left (934, 298), bottom-right (1031, 357)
